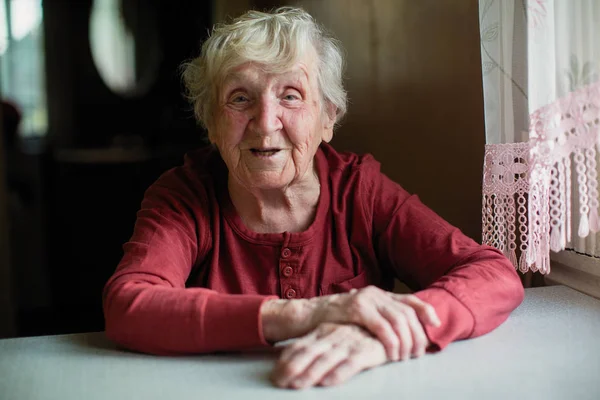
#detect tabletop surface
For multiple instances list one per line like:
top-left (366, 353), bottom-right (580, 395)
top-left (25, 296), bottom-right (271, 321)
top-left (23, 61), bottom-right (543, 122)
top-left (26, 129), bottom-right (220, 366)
top-left (1, 285), bottom-right (600, 400)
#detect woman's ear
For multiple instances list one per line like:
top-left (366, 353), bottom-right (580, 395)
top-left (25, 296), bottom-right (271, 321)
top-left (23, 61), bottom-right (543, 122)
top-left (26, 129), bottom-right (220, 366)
top-left (325, 102), bottom-right (337, 128)
top-left (322, 102), bottom-right (337, 142)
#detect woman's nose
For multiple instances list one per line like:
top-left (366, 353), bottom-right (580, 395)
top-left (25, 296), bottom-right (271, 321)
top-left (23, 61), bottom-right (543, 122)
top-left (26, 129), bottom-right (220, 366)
top-left (251, 98), bottom-right (283, 135)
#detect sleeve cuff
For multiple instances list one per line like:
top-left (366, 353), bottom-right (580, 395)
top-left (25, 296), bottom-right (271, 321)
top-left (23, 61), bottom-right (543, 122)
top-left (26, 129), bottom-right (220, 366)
top-left (200, 294), bottom-right (278, 351)
top-left (414, 287), bottom-right (475, 351)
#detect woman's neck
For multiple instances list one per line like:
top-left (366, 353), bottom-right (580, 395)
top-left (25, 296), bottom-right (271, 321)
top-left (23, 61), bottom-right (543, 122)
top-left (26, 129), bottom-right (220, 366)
top-left (228, 167), bottom-right (321, 234)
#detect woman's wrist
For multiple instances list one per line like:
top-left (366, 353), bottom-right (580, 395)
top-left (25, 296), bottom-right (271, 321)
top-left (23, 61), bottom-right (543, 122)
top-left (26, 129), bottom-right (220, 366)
top-left (260, 298), bottom-right (317, 343)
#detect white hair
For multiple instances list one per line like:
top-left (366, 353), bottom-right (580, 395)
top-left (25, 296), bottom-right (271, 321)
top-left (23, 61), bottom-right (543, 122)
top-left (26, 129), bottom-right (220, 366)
top-left (181, 6), bottom-right (347, 131)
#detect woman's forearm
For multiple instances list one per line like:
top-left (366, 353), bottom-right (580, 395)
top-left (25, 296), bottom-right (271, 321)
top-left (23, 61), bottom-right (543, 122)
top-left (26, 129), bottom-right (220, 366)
top-left (103, 275), bottom-right (275, 355)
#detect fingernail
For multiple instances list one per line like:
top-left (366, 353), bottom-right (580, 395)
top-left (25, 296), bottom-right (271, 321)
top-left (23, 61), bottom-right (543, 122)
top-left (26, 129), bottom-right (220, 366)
top-left (321, 378), bottom-right (332, 386)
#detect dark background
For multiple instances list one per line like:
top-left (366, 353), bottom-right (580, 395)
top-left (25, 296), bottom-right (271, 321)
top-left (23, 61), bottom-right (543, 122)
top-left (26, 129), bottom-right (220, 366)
top-left (4, 0), bottom-right (213, 336)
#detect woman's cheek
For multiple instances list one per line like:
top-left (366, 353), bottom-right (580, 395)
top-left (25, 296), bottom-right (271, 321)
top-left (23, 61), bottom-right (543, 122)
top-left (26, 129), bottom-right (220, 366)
top-left (218, 110), bottom-right (249, 142)
top-left (285, 110), bottom-right (316, 144)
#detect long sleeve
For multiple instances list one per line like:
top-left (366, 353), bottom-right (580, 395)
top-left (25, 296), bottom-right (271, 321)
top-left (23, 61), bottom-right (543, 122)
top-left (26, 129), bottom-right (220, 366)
top-left (102, 169), bottom-right (274, 355)
top-left (364, 160), bottom-right (524, 350)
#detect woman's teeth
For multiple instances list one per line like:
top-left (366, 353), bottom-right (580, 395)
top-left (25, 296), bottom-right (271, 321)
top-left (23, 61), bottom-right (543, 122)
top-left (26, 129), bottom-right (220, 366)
top-left (251, 149), bottom-right (280, 156)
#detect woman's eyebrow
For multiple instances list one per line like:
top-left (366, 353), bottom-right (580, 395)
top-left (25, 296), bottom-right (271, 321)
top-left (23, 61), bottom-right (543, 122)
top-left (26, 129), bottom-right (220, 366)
top-left (281, 68), bottom-right (309, 83)
top-left (221, 69), bottom-right (308, 93)
top-left (222, 74), bottom-right (247, 88)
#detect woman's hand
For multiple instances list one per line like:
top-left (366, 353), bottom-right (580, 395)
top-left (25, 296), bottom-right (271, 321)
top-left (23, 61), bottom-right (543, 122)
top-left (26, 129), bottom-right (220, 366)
top-left (309, 287), bottom-right (441, 361)
top-left (271, 323), bottom-right (388, 389)
top-left (261, 286), bottom-right (440, 361)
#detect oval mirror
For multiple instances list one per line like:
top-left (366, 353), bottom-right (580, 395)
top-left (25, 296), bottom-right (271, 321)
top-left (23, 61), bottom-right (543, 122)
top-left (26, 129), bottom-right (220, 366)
top-left (89, 0), bottom-right (161, 98)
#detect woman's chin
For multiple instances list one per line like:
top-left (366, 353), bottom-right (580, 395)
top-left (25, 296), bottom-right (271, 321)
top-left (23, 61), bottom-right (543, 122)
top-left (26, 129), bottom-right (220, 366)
top-left (243, 170), bottom-right (295, 191)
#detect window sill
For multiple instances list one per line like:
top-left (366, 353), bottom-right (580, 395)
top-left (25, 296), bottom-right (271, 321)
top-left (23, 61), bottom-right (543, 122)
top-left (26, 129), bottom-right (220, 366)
top-left (548, 250), bottom-right (600, 300)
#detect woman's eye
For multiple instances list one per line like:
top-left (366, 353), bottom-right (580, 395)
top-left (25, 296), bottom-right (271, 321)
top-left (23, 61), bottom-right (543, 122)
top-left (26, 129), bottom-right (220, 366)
top-left (283, 92), bottom-right (301, 101)
top-left (231, 95), bottom-right (249, 103)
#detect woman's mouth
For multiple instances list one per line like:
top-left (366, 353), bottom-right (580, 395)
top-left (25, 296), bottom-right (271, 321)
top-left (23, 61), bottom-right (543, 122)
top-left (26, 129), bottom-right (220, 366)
top-left (250, 148), bottom-right (281, 157)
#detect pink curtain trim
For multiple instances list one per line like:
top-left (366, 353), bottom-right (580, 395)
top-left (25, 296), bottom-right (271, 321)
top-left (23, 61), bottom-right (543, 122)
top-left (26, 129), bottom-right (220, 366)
top-left (483, 81), bottom-right (600, 274)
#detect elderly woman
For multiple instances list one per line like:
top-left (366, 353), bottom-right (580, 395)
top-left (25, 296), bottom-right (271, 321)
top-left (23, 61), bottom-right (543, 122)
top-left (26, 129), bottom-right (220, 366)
top-left (103, 7), bottom-right (524, 389)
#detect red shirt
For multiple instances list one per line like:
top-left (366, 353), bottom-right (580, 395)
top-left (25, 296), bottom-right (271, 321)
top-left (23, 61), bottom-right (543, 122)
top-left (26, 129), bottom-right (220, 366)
top-left (103, 143), bottom-right (524, 355)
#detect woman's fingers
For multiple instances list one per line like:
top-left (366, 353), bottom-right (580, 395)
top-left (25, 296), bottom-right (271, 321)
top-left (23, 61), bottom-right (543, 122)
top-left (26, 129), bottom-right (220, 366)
top-left (357, 311), bottom-right (399, 361)
top-left (289, 346), bottom-right (349, 389)
top-left (398, 304), bottom-right (429, 357)
top-left (273, 323), bottom-right (346, 387)
top-left (394, 294), bottom-right (441, 327)
top-left (347, 287), bottom-right (401, 361)
top-left (273, 334), bottom-right (331, 387)
top-left (319, 337), bottom-right (387, 387)
top-left (358, 291), bottom-right (435, 359)
top-left (273, 324), bottom-right (388, 389)
top-left (379, 305), bottom-right (412, 361)
top-left (319, 359), bottom-right (364, 387)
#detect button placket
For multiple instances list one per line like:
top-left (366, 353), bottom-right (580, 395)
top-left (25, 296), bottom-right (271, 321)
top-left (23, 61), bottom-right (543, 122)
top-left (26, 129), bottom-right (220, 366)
top-left (279, 244), bottom-right (299, 299)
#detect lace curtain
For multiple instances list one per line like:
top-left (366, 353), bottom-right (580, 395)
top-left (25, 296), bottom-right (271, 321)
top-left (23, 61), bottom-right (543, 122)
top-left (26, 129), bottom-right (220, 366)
top-left (479, 0), bottom-right (600, 274)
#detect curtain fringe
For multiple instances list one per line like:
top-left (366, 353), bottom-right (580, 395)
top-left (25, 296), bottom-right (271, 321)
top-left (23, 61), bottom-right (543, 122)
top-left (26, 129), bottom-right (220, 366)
top-left (482, 80), bottom-right (600, 274)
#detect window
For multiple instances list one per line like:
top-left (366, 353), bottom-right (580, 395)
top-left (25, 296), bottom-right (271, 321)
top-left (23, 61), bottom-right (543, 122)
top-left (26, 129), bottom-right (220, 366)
top-left (0, 0), bottom-right (47, 138)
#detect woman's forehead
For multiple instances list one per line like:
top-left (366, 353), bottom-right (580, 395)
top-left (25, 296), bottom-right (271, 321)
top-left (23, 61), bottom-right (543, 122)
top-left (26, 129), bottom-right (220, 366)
top-left (222, 58), bottom-right (317, 86)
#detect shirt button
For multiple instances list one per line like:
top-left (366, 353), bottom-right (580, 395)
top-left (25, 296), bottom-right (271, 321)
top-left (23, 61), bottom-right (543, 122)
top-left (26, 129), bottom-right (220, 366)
top-left (281, 248), bottom-right (291, 258)
top-left (285, 288), bottom-right (297, 299)
top-left (282, 266), bottom-right (293, 277)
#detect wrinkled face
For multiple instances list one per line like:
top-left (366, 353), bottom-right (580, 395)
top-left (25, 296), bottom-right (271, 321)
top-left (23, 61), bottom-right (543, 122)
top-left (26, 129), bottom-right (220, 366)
top-left (210, 56), bottom-right (335, 191)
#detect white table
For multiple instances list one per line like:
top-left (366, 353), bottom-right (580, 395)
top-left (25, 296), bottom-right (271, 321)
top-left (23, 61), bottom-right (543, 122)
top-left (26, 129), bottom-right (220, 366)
top-left (1, 285), bottom-right (600, 400)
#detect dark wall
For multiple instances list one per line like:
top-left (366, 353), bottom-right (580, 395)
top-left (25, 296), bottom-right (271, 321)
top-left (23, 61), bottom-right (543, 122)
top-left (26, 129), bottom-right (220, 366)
top-left (0, 104), bottom-right (17, 338)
